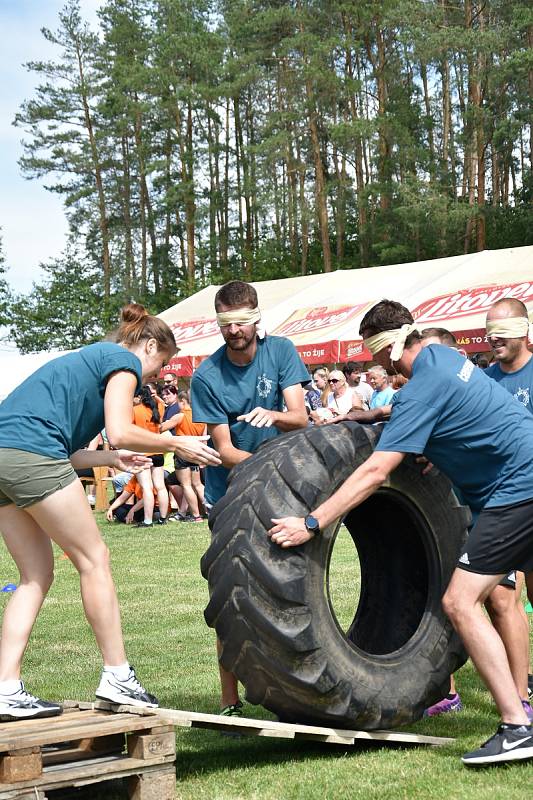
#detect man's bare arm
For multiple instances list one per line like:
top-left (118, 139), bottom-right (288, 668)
top-left (208, 423), bottom-right (252, 469)
top-left (269, 450), bottom-right (405, 547)
top-left (326, 405), bottom-right (392, 425)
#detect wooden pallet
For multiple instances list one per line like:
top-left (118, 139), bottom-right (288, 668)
top-left (91, 700), bottom-right (455, 748)
top-left (0, 703), bottom-right (175, 800)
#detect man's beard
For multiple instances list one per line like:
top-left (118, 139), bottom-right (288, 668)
top-left (223, 329), bottom-right (256, 351)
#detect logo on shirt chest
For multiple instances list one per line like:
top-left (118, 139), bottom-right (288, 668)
top-left (515, 387), bottom-right (530, 408)
top-left (257, 373), bottom-right (273, 398)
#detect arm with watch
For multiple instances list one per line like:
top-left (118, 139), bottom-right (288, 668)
top-left (268, 450), bottom-right (404, 548)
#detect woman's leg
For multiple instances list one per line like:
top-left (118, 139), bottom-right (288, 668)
top-left (0, 504), bottom-right (54, 680)
top-left (191, 469), bottom-right (205, 512)
top-left (135, 469), bottom-right (155, 524)
top-left (176, 469), bottom-right (200, 518)
top-left (151, 466), bottom-right (169, 520)
top-left (26, 480), bottom-right (127, 667)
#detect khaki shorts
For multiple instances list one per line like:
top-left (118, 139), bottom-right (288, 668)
top-left (0, 449), bottom-right (77, 508)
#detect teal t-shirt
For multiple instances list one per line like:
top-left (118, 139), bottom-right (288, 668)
top-left (0, 342), bottom-right (142, 459)
top-left (369, 386), bottom-right (395, 409)
top-left (191, 335), bottom-right (309, 506)
top-left (485, 357), bottom-right (533, 415)
top-left (376, 344), bottom-right (533, 511)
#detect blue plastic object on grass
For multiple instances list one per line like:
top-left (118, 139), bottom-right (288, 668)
top-left (1, 583), bottom-right (17, 593)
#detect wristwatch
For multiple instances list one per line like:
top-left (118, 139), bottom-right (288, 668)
top-left (304, 514), bottom-right (321, 537)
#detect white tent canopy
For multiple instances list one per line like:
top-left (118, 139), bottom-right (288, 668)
top-left (160, 246), bottom-right (533, 375)
top-left (2, 245), bottom-right (531, 394)
top-left (0, 349), bottom-right (68, 401)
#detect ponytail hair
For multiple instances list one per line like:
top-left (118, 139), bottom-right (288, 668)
top-left (138, 385), bottom-right (161, 425)
top-left (116, 303), bottom-right (177, 357)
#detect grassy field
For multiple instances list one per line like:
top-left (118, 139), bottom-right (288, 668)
top-left (0, 515), bottom-right (531, 799)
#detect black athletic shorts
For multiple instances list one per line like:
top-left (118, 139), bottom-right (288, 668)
top-left (500, 571), bottom-right (517, 589)
top-left (150, 454), bottom-right (164, 468)
top-left (174, 456), bottom-right (199, 472)
top-left (457, 497), bottom-right (533, 576)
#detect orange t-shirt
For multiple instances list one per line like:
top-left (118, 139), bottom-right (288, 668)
top-left (124, 476), bottom-right (157, 501)
top-left (176, 407), bottom-right (205, 437)
top-left (132, 400), bottom-right (165, 456)
top-left (133, 401), bottom-right (164, 433)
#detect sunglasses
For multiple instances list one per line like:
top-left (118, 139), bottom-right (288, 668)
top-left (329, 379), bottom-right (341, 384)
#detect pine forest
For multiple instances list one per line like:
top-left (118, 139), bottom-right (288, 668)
top-left (3, 0), bottom-right (533, 351)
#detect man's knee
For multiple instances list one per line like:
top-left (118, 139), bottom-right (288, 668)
top-left (442, 586), bottom-right (461, 623)
top-left (485, 585), bottom-right (516, 623)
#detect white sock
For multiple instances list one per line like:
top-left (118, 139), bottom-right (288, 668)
top-left (143, 517), bottom-right (152, 525)
top-left (103, 662), bottom-right (131, 681)
top-left (0, 679), bottom-right (23, 694)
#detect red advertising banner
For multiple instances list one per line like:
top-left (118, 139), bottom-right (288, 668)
top-left (412, 281), bottom-right (533, 324)
top-left (273, 303), bottom-right (368, 340)
top-left (160, 356), bottom-right (195, 378)
top-left (169, 317), bottom-right (219, 345)
top-left (339, 339), bottom-right (372, 362)
top-left (294, 341), bottom-right (339, 365)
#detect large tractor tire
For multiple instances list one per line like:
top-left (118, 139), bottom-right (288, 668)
top-left (201, 422), bottom-right (469, 730)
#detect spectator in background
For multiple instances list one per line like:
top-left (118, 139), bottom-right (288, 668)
top-left (165, 391), bottom-right (207, 522)
top-left (327, 370), bottom-right (363, 416)
top-left (313, 367), bottom-right (330, 407)
top-left (303, 378), bottom-right (322, 415)
top-left (368, 365), bottom-right (395, 408)
top-left (391, 373), bottom-right (408, 391)
top-left (106, 475), bottom-right (153, 525)
top-left (160, 385), bottom-right (180, 435)
top-left (163, 372), bottom-right (178, 389)
top-left (132, 386), bottom-right (168, 527)
top-left (343, 362), bottom-right (373, 409)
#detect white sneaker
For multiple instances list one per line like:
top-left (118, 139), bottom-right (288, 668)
top-left (0, 681), bottom-right (62, 720)
top-left (95, 667), bottom-right (158, 708)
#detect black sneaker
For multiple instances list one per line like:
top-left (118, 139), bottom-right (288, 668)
top-left (135, 521), bottom-right (153, 528)
top-left (156, 517), bottom-right (168, 525)
top-left (95, 666), bottom-right (158, 708)
top-left (528, 674), bottom-right (533, 700)
top-left (0, 681), bottom-right (62, 720)
top-left (462, 724), bottom-right (533, 766)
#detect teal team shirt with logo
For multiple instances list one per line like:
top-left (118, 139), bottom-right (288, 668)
top-left (485, 356), bottom-right (533, 415)
top-left (0, 342), bottom-right (142, 460)
top-left (191, 335), bottom-right (309, 506)
top-left (376, 344), bottom-right (533, 512)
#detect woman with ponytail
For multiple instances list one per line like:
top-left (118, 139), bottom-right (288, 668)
top-left (0, 303), bottom-right (220, 719)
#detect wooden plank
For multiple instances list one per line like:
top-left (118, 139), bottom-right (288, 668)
top-left (42, 734), bottom-right (125, 766)
top-left (151, 708), bottom-right (455, 748)
top-left (0, 753), bottom-right (175, 798)
top-left (0, 712), bottom-right (168, 752)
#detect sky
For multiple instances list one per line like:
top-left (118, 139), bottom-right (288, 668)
top-left (0, 0), bottom-right (102, 294)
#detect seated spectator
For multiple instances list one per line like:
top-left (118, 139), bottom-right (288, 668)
top-left (106, 475), bottom-right (161, 525)
top-left (132, 386), bottom-right (168, 527)
top-left (367, 365), bottom-right (395, 408)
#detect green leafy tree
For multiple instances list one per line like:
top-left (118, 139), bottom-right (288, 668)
top-left (8, 244), bottom-right (105, 353)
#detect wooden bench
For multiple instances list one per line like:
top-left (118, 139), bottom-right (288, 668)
top-left (78, 466), bottom-right (111, 512)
